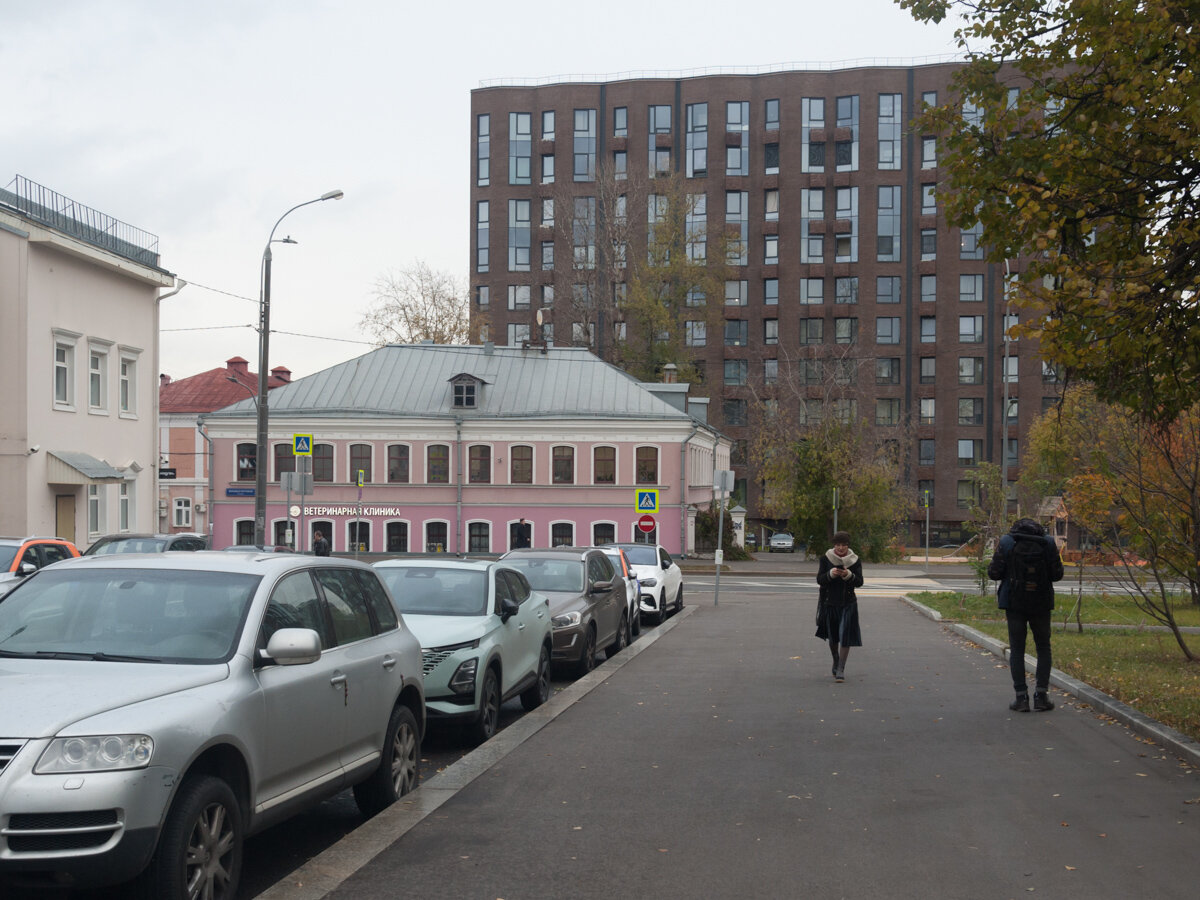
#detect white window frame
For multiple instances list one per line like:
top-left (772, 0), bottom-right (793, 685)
top-left (173, 497), bottom-right (193, 527)
top-left (118, 347), bottom-right (141, 417)
top-left (118, 479), bottom-right (134, 532)
top-left (88, 484), bottom-right (106, 538)
top-left (88, 340), bottom-right (113, 414)
top-left (53, 328), bottom-right (81, 410)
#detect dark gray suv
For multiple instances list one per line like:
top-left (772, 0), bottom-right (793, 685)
top-left (499, 547), bottom-right (628, 677)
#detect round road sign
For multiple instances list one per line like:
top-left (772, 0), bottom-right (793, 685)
top-left (638, 514), bottom-right (656, 533)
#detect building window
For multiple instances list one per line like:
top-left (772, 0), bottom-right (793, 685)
top-left (765, 98), bottom-right (780, 130)
top-left (573, 196), bottom-right (597, 268)
top-left (801, 187), bottom-right (824, 262)
top-left (724, 399), bottom-right (748, 426)
top-left (509, 112), bottom-right (531, 184)
top-left (922, 136), bottom-right (937, 168)
top-left (468, 522), bottom-right (490, 554)
top-left (834, 359), bottom-right (858, 385)
top-left (469, 445), bottom-right (491, 484)
top-left (636, 446), bottom-right (658, 484)
top-left (427, 444), bottom-right (450, 484)
top-left (552, 446), bottom-right (574, 484)
top-left (958, 398), bottom-right (985, 425)
top-left (454, 379), bottom-right (478, 408)
top-left (87, 484), bottom-right (104, 536)
top-left (507, 323), bottom-right (531, 345)
top-left (959, 315), bottom-right (985, 343)
top-left (387, 522), bottom-right (409, 553)
top-left (835, 317), bottom-right (858, 344)
top-left (832, 398), bottom-right (857, 424)
top-left (800, 278), bottom-right (824, 305)
top-left (764, 358), bottom-right (778, 385)
top-left (1004, 356), bottom-right (1019, 383)
top-left (799, 319), bottom-right (824, 345)
top-left (118, 353), bottom-right (137, 415)
top-left (476, 285), bottom-right (490, 309)
top-left (869, 279), bottom-right (899, 309)
top-left (541, 109), bottom-right (555, 140)
top-left (425, 522), bottom-right (448, 552)
top-left (724, 359), bottom-right (748, 385)
top-left (958, 439), bottom-right (983, 466)
top-left (802, 97), bottom-right (825, 173)
top-left (920, 397), bottom-right (936, 424)
top-left (686, 102), bottom-right (708, 177)
top-left (477, 114), bottom-right (490, 186)
top-left (726, 101), bottom-right (749, 175)
top-left (725, 280), bottom-right (748, 306)
top-left (957, 480), bottom-right (978, 508)
top-left (118, 481), bottom-right (132, 531)
top-left (726, 191), bottom-right (748, 264)
top-left (799, 359), bottom-right (822, 385)
top-left (958, 357), bottom-right (984, 385)
top-left (508, 199), bottom-right (531, 272)
top-left (540, 240), bottom-right (554, 269)
top-left (54, 337), bottom-right (76, 406)
top-left (835, 277), bottom-right (858, 304)
top-left (312, 444), bottom-right (333, 483)
top-left (346, 444), bottom-right (370, 484)
top-left (920, 229), bottom-right (937, 260)
top-left (920, 316), bottom-right (937, 343)
top-left (876, 398), bottom-right (902, 426)
top-left (613, 106), bottom-right (628, 137)
top-left (764, 278), bottom-right (778, 305)
top-left (511, 445), bottom-right (533, 484)
top-left (387, 444), bottom-right (410, 483)
top-left (921, 183), bottom-right (937, 214)
top-left (764, 319), bottom-right (778, 345)
top-left (725, 320), bottom-right (748, 347)
top-left (614, 150), bottom-right (627, 180)
top-left (878, 93), bottom-right (902, 170)
top-left (476, 201), bottom-right (489, 272)
top-left (764, 188), bottom-right (779, 222)
top-left (508, 284), bottom-right (531, 310)
top-left (573, 108), bottom-right (596, 181)
top-left (648, 104), bottom-right (672, 175)
top-left (551, 523), bottom-right (575, 547)
top-left (876, 317), bottom-right (901, 345)
top-left (764, 142), bottom-right (779, 175)
top-left (173, 497), bottom-right (192, 528)
top-left (273, 443), bottom-right (295, 483)
top-left (919, 439), bottom-right (936, 466)
top-left (961, 220), bottom-right (984, 259)
top-left (834, 186), bottom-right (858, 262)
top-left (685, 320), bottom-right (707, 347)
top-left (1043, 362), bottom-right (1064, 383)
top-left (876, 358), bottom-right (901, 385)
top-left (835, 94), bottom-right (859, 172)
top-left (921, 274), bottom-right (937, 303)
top-left (236, 442), bottom-right (255, 482)
top-left (594, 446), bottom-right (616, 484)
top-left (347, 521), bottom-right (371, 551)
top-left (920, 357), bottom-right (936, 383)
top-left (764, 234), bottom-right (778, 264)
top-left (877, 185), bottom-right (900, 261)
top-left (88, 345), bottom-right (109, 411)
top-left (686, 193), bottom-right (707, 262)
top-left (959, 274), bottom-right (984, 303)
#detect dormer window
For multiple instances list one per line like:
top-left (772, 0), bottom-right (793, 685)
top-left (449, 373), bottom-right (485, 409)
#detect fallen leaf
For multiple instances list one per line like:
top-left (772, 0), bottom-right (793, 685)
top-left (1065, 865), bottom-right (1076, 871)
top-left (1060, 822), bottom-right (1070, 827)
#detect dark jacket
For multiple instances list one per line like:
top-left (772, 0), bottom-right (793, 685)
top-left (816, 551), bottom-right (864, 606)
top-left (987, 518), bottom-right (1064, 610)
top-left (313, 537), bottom-right (331, 557)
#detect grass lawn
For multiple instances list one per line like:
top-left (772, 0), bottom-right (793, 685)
top-left (910, 590), bottom-right (1200, 745)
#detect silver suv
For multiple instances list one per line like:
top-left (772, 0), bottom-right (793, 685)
top-left (0, 552), bottom-right (424, 898)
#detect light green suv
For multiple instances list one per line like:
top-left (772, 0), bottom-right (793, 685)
top-left (374, 559), bottom-right (553, 744)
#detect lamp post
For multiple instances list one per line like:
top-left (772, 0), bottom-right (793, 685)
top-left (254, 190), bottom-right (343, 546)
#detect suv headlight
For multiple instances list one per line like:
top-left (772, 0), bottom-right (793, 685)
top-left (551, 610), bottom-right (582, 628)
top-left (640, 577), bottom-right (658, 587)
top-left (449, 657), bottom-right (479, 695)
top-left (36, 735), bottom-right (154, 773)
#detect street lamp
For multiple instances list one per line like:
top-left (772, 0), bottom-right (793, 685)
top-left (254, 190), bottom-right (343, 546)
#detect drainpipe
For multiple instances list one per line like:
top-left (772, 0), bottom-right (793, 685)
top-left (197, 414), bottom-right (214, 541)
top-left (455, 416), bottom-right (463, 555)
top-left (154, 279), bottom-right (186, 532)
top-left (679, 425), bottom-right (699, 556)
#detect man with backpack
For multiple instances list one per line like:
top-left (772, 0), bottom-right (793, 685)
top-left (988, 517), bottom-right (1065, 712)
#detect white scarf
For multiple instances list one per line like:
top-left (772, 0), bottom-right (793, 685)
top-left (825, 547), bottom-right (859, 569)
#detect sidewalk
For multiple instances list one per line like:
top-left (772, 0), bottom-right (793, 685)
top-left (260, 591), bottom-right (1200, 900)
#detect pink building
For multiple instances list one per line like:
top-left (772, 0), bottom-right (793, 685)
top-left (201, 343), bottom-right (729, 556)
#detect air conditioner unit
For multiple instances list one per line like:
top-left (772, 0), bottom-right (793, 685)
top-left (157, 501), bottom-right (168, 514)
top-left (196, 503), bottom-right (207, 513)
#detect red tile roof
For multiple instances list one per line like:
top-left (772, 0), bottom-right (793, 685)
top-left (159, 357), bottom-right (292, 413)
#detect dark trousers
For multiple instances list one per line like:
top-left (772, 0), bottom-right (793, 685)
top-left (1006, 608), bottom-right (1052, 693)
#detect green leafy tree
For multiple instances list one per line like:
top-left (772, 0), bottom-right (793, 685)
top-left (900, 0), bottom-right (1200, 421)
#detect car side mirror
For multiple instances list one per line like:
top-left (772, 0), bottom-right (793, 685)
top-left (17, 561), bottom-right (37, 577)
top-left (591, 579), bottom-right (614, 594)
top-left (262, 628), bottom-right (322, 666)
top-left (499, 596), bottom-right (520, 622)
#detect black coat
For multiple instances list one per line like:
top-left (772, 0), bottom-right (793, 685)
top-left (987, 523), bottom-right (1064, 610)
top-left (816, 554), bottom-right (863, 606)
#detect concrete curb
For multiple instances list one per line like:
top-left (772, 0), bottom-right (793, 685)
top-left (897, 595), bottom-right (1200, 768)
top-left (254, 605), bottom-right (698, 900)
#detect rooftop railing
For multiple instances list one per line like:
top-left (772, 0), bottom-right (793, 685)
top-left (0, 175), bottom-right (160, 268)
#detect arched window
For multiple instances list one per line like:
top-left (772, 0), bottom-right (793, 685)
top-left (593, 446), bottom-right (616, 484)
top-left (552, 446), bottom-right (574, 484)
top-left (510, 445), bottom-right (533, 484)
top-left (350, 444), bottom-right (372, 483)
top-left (387, 445), bottom-right (410, 483)
top-left (469, 445), bottom-right (491, 483)
top-left (236, 443), bottom-right (256, 481)
top-left (636, 446), bottom-right (659, 484)
top-left (427, 445), bottom-right (450, 484)
top-left (313, 444), bottom-right (334, 482)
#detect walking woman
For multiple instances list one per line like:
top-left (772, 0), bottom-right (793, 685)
top-left (815, 531), bottom-right (864, 682)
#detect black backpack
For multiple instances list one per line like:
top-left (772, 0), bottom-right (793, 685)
top-left (1008, 533), bottom-right (1051, 611)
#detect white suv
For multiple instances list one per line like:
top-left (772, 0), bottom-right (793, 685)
top-left (609, 542), bottom-right (683, 626)
top-left (0, 552), bottom-right (424, 899)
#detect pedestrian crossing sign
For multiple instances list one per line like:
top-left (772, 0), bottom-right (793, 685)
top-left (293, 434), bottom-right (313, 456)
top-left (635, 489), bottom-right (659, 513)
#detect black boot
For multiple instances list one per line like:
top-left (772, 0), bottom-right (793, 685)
top-left (1034, 691), bottom-right (1055, 712)
top-left (1010, 692), bottom-right (1030, 712)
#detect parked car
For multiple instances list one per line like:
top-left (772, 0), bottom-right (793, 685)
top-left (769, 532), bottom-right (795, 553)
top-left (83, 532), bottom-right (209, 555)
top-left (597, 544), bottom-right (641, 639)
top-left (0, 552), bottom-right (424, 898)
top-left (608, 542), bottom-right (683, 626)
top-left (374, 559), bottom-right (553, 744)
top-left (500, 547), bottom-right (628, 677)
top-left (0, 535), bottom-right (80, 598)
top-left (220, 544), bottom-right (295, 553)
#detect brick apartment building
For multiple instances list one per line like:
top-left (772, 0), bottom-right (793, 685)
top-left (468, 62), bottom-right (1061, 544)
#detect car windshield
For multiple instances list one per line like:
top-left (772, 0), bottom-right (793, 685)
top-left (375, 567), bottom-right (488, 616)
top-left (88, 538), bottom-right (169, 555)
top-left (502, 558), bottom-right (584, 593)
top-left (0, 568), bottom-right (260, 663)
top-left (0, 546), bottom-right (17, 570)
top-left (617, 545), bottom-right (658, 566)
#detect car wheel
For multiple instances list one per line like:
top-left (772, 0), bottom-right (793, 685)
top-left (606, 612), bottom-right (629, 659)
top-left (135, 775), bottom-right (242, 900)
top-left (573, 626), bottom-right (596, 679)
top-left (521, 643), bottom-right (552, 710)
top-left (674, 586), bottom-right (684, 614)
top-left (471, 667), bottom-right (502, 745)
top-left (353, 705), bottom-right (420, 817)
top-left (631, 605), bottom-right (641, 638)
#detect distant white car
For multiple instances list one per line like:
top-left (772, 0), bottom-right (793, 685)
top-left (608, 542), bottom-right (682, 626)
top-left (598, 545), bottom-right (641, 638)
top-left (769, 532), bottom-right (795, 553)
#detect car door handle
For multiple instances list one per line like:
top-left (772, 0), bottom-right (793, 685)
top-left (330, 673), bottom-right (348, 687)
top-left (381, 655), bottom-right (397, 671)
top-left (517, 623), bottom-right (526, 630)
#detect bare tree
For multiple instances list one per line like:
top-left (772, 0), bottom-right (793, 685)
top-left (359, 261), bottom-right (473, 346)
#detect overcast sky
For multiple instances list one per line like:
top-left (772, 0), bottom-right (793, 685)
top-left (2, 0), bottom-right (963, 381)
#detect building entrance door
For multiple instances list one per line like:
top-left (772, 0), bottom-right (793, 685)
top-left (55, 494), bottom-right (76, 544)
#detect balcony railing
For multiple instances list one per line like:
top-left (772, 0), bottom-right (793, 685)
top-left (1, 175), bottom-right (160, 268)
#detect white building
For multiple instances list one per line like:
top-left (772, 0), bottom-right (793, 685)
top-left (0, 176), bottom-right (175, 546)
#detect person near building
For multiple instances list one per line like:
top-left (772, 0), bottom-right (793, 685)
top-left (987, 517), bottom-right (1065, 712)
top-left (512, 518), bottom-right (532, 549)
top-left (313, 529), bottom-right (331, 557)
top-left (815, 531), bottom-right (864, 682)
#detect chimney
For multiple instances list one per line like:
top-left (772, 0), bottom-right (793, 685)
top-left (270, 366), bottom-right (292, 384)
top-left (226, 357), bottom-right (250, 377)
top-left (484, 341), bottom-right (495, 356)
top-left (159, 373), bottom-right (172, 387)
top-left (662, 363), bottom-right (678, 384)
